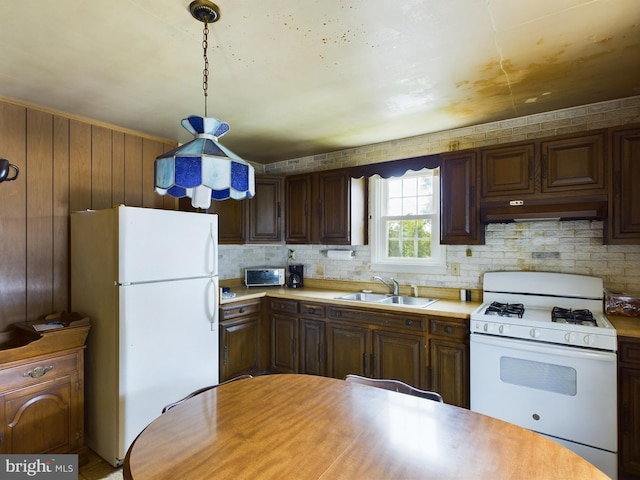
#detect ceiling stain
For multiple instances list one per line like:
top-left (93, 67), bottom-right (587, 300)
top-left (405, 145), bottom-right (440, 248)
top-left (0, 1), bottom-right (638, 163)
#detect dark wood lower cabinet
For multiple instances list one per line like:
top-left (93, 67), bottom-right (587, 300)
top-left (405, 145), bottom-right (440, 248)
top-left (219, 299), bottom-right (263, 381)
top-left (429, 317), bottom-right (470, 408)
top-left (300, 318), bottom-right (326, 376)
top-left (271, 313), bottom-right (298, 374)
top-left (619, 337), bottom-right (640, 477)
top-left (325, 323), bottom-right (371, 379)
top-left (373, 330), bottom-right (426, 388)
top-left (264, 299), bottom-right (470, 409)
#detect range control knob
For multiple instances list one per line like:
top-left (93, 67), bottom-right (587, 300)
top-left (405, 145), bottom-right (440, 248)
top-left (529, 328), bottom-right (541, 339)
top-left (583, 334), bottom-right (595, 346)
top-left (483, 323), bottom-right (490, 333)
top-left (498, 324), bottom-right (507, 334)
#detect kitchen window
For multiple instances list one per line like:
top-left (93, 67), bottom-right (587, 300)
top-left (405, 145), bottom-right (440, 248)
top-left (370, 168), bottom-right (445, 273)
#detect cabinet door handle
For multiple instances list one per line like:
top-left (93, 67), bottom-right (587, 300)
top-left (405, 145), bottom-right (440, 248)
top-left (445, 326), bottom-right (453, 334)
top-left (372, 354), bottom-right (378, 375)
top-left (541, 155), bottom-right (547, 178)
top-left (292, 339), bottom-right (297, 358)
top-left (223, 346), bottom-right (228, 366)
top-left (529, 157), bottom-right (534, 180)
top-left (318, 343), bottom-right (323, 364)
top-left (23, 365), bottom-right (54, 378)
top-left (238, 307), bottom-right (246, 314)
top-left (363, 353), bottom-right (369, 376)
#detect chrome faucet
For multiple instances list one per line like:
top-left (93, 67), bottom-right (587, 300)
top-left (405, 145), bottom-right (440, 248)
top-left (373, 275), bottom-right (399, 295)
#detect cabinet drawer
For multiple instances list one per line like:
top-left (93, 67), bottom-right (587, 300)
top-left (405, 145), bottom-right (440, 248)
top-left (429, 318), bottom-right (469, 340)
top-left (0, 351), bottom-right (79, 394)
top-left (270, 299), bottom-right (298, 314)
top-left (220, 299), bottom-right (261, 320)
top-left (299, 303), bottom-right (325, 318)
top-left (619, 338), bottom-right (640, 366)
top-left (327, 307), bottom-right (426, 332)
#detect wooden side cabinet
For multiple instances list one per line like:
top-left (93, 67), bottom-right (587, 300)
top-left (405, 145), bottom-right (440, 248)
top-left (219, 299), bottom-right (262, 381)
top-left (0, 347), bottom-right (85, 454)
top-left (619, 336), bottom-right (640, 477)
top-left (429, 316), bottom-right (469, 408)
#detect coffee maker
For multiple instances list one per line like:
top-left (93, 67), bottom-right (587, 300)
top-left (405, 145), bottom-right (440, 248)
top-left (288, 264), bottom-right (304, 289)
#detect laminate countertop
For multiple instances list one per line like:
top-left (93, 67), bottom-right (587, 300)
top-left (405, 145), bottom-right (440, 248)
top-left (220, 285), bottom-right (481, 319)
top-left (221, 285), bottom-right (640, 339)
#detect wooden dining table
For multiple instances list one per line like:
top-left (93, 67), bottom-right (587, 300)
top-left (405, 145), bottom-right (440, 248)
top-left (123, 374), bottom-right (608, 479)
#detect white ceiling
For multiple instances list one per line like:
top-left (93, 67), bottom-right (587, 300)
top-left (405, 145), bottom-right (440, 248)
top-left (1, 0), bottom-right (638, 164)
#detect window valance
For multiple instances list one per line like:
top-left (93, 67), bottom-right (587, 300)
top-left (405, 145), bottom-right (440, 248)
top-left (348, 154), bottom-right (440, 179)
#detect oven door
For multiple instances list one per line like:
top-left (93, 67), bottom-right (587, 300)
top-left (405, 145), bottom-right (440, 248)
top-left (470, 333), bottom-right (617, 453)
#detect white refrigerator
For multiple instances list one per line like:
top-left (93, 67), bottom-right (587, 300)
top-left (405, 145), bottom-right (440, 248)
top-left (71, 205), bottom-right (220, 467)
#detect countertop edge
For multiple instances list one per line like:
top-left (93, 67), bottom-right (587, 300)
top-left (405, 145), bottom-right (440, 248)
top-left (221, 286), bottom-right (481, 319)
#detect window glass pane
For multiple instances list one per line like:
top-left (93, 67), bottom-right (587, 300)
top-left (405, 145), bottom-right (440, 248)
top-left (388, 197), bottom-right (402, 216)
top-left (403, 177), bottom-right (417, 197)
top-left (402, 197), bottom-right (416, 215)
top-left (388, 240), bottom-right (400, 257)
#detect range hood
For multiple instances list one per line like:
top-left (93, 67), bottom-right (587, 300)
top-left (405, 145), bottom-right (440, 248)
top-left (480, 198), bottom-right (608, 224)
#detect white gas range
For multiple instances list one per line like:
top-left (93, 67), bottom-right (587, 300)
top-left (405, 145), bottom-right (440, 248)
top-left (470, 271), bottom-right (618, 479)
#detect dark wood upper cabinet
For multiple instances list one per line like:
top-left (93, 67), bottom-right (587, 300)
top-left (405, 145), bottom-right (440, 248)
top-left (247, 176), bottom-right (283, 244)
top-left (285, 170), bottom-right (366, 245)
top-left (481, 143), bottom-right (535, 198)
top-left (608, 125), bottom-right (640, 244)
top-left (440, 150), bottom-right (483, 245)
top-left (205, 196), bottom-right (247, 244)
top-left (181, 176), bottom-right (283, 244)
top-left (480, 132), bottom-right (606, 200)
top-left (540, 132), bottom-right (606, 194)
top-left (285, 174), bottom-right (313, 244)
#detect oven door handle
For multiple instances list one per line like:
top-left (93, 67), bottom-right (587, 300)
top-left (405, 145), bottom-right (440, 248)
top-left (470, 334), bottom-right (617, 362)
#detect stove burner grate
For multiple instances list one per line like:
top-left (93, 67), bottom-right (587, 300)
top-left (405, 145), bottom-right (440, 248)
top-left (485, 302), bottom-right (525, 318)
top-left (551, 307), bottom-right (597, 326)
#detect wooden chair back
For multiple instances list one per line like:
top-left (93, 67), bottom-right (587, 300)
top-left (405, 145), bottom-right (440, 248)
top-left (162, 374), bottom-right (253, 413)
top-left (344, 374), bottom-right (443, 402)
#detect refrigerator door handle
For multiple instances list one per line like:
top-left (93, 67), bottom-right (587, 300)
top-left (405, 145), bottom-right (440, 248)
top-left (208, 277), bottom-right (219, 331)
top-left (209, 222), bottom-right (218, 276)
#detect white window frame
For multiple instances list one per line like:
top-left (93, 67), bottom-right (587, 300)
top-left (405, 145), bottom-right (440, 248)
top-left (370, 168), bottom-right (446, 274)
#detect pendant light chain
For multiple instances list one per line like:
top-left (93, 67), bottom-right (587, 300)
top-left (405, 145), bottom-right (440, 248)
top-left (202, 22), bottom-right (210, 117)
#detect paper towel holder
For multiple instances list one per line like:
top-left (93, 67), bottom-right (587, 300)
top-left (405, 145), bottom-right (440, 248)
top-left (324, 249), bottom-right (355, 259)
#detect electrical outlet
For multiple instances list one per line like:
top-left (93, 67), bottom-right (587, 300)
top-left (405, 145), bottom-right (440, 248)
top-left (451, 263), bottom-right (460, 276)
top-left (288, 249), bottom-right (296, 260)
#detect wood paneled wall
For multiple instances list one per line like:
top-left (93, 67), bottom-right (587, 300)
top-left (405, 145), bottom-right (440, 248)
top-left (0, 99), bottom-right (176, 332)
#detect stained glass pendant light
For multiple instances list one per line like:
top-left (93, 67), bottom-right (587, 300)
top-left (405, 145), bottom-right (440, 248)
top-left (154, 0), bottom-right (255, 209)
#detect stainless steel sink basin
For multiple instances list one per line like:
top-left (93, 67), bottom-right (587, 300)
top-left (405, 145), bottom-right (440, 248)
top-left (379, 295), bottom-right (439, 307)
top-left (336, 292), bottom-right (389, 302)
top-left (336, 293), bottom-right (438, 308)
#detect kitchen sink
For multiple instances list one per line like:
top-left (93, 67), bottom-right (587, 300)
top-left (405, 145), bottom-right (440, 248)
top-left (379, 295), bottom-right (439, 307)
top-left (336, 293), bottom-right (438, 308)
top-left (336, 292), bottom-right (389, 302)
